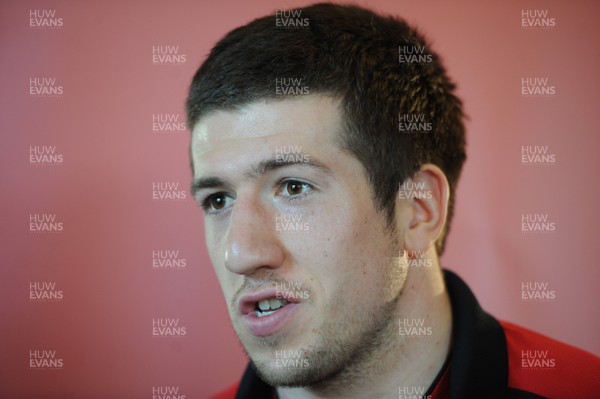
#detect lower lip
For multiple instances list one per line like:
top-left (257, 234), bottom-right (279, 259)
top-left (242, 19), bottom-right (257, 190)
top-left (241, 303), bottom-right (300, 337)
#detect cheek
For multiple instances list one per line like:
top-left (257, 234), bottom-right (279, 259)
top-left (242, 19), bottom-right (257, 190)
top-left (204, 224), bottom-right (221, 272)
top-left (204, 222), bottom-right (235, 297)
top-left (299, 206), bottom-right (400, 305)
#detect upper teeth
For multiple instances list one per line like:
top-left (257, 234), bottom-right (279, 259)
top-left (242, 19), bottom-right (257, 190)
top-left (258, 298), bottom-right (288, 311)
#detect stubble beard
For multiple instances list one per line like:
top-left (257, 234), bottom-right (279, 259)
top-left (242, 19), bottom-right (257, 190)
top-left (239, 221), bottom-right (404, 391)
top-left (246, 287), bottom-right (402, 391)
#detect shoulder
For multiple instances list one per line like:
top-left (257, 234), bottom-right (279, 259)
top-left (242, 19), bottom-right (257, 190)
top-left (209, 382), bottom-right (239, 399)
top-left (500, 320), bottom-right (600, 398)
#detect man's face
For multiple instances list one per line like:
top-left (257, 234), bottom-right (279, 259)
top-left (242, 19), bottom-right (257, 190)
top-left (191, 95), bottom-right (408, 386)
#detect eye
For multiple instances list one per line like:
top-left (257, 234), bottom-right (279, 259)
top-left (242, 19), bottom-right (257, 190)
top-left (201, 192), bottom-right (233, 214)
top-left (209, 194), bottom-right (227, 209)
top-left (279, 179), bottom-right (313, 199)
top-left (286, 181), bottom-right (306, 195)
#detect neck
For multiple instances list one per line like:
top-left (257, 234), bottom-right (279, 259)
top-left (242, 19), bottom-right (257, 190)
top-left (277, 260), bottom-right (452, 399)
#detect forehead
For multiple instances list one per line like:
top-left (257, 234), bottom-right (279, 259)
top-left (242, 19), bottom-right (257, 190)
top-left (190, 95), bottom-right (343, 161)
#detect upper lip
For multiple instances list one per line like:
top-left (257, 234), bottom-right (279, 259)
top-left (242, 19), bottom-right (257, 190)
top-left (238, 288), bottom-right (300, 316)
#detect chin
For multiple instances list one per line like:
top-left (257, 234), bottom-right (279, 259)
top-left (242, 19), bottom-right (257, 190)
top-left (251, 359), bottom-right (325, 388)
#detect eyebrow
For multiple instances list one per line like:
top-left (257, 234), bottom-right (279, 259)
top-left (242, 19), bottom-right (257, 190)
top-left (190, 156), bottom-right (333, 196)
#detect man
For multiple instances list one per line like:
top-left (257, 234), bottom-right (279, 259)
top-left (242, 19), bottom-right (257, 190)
top-left (186, 3), bottom-right (599, 398)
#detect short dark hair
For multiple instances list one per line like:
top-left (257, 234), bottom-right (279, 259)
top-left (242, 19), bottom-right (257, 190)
top-left (186, 3), bottom-right (466, 254)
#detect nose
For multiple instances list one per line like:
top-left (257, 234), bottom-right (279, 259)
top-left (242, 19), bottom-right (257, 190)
top-left (224, 194), bottom-right (285, 276)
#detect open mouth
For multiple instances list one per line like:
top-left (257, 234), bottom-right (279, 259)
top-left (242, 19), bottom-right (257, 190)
top-left (239, 290), bottom-right (301, 336)
top-left (255, 298), bottom-right (290, 317)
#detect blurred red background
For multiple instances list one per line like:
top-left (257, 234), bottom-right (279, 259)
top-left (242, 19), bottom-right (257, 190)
top-left (1, 0), bottom-right (599, 397)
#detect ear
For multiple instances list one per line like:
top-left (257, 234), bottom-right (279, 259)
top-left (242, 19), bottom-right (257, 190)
top-left (398, 164), bottom-right (449, 256)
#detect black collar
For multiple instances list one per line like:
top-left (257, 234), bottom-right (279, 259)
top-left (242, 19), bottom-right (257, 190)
top-left (234, 269), bottom-right (509, 399)
top-left (443, 269), bottom-right (508, 399)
